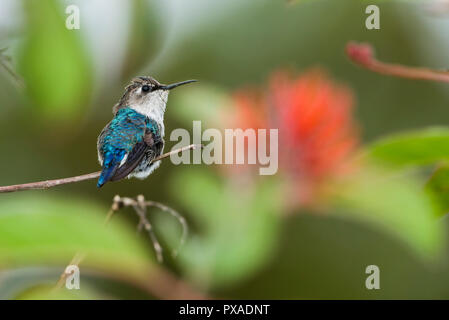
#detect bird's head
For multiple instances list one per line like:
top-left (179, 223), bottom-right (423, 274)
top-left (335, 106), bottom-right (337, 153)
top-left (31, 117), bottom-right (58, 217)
top-left (113, 76), bottom-right (197, 116)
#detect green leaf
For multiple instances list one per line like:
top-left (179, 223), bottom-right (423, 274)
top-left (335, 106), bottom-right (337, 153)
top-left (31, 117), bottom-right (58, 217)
top-left (425, 165), bottom-right (449, 217)
top-left (365, 127), bottom-right (449, 167)
top-left (18, 0), bottom-right (92, 123)
top-left (0, 194), bottom-right (154, 279)
top-left (163, 170), bottom-right (281, 289)
top-left (332, 167), bottom-right (444, 259)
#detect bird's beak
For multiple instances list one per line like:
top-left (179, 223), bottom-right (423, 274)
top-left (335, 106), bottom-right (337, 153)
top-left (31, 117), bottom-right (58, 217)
top-left (160, 79), bottom-right (197, 90)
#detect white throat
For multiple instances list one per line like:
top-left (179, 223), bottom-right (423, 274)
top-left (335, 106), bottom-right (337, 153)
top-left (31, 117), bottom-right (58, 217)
top-left (129, 90), bottom-right (168, 136)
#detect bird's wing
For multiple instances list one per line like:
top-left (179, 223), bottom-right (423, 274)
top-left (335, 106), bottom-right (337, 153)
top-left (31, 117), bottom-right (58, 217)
top-left (109, 130), bottom-right (160, 181)
top-left (97, 109), bottom-right (148, 187)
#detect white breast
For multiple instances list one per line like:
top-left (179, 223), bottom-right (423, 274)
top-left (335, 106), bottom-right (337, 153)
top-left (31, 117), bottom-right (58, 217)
top-left (130, 90), bottom-right (168, 137)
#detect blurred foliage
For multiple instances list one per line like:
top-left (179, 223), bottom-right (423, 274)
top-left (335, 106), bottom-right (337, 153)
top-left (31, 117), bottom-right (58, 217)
top-left (159, 170), bottom-right (282, 290)
top-left (18, 0), bottom-right (92, 124)
top-left (366, 127), bottom-right (449, 167)
top-left (426, 165), bottom-right (449, 216)
top-left (223, 212), bottom-right (449, 299)
top-left (333, 166), bottom-right (444, 258)
top-left (0, 194), bottom-right (154, 278)
top-left (365, 127), bottom-right (449, 217)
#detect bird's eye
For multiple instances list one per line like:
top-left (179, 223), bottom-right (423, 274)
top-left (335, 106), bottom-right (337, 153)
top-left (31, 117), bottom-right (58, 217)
top-left (142, 85), bottom-right (150, 92)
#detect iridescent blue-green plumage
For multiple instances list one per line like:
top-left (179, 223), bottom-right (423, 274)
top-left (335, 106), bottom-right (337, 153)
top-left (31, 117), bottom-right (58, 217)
top-left (97, 108), bottom-right (163, 187)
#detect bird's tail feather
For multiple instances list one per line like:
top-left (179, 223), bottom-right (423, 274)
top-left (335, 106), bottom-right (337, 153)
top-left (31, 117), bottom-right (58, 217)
top-left (97, 150), bottom-right (125, 188)
top-left (97, 164), bottom-right (118, 188)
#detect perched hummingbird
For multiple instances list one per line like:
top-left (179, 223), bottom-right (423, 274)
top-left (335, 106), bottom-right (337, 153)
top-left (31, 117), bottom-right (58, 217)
top-left (97, 76), bottom-right (196, 188)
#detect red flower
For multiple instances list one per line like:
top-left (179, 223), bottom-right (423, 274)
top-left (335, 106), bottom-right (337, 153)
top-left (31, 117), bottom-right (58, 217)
top-left (228, 69), bottom-right (359, 206)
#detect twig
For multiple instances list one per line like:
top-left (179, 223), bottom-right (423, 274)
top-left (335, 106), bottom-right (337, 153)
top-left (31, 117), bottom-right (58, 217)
top-left (54, 252), bottom-right (86, 290)
top-left (346, 41), bottom-right (449, 83)
top-left (134, 194), bottom-right (163, 263)
top-left (54, 194), bottom-right (190, 297)
top-left (0, 49), bottom-right (25, 89)
top-left (123, 194), bottom-right (187, 263)
top-left (0, 144), bottom-right (202, 193)
top-left (144, 199), bottom-right (188, 258)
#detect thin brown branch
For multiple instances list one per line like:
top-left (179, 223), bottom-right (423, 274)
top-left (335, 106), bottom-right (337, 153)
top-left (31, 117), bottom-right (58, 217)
top-left (0, 49), bottom-right (25, 89)
top-left (134, 195), bottom-right (163, 263)
top-left (346, 41), bottom-right (449, 83)
top-left (0, 144), bottom-right (202, 193)
top-left (123, 194), bottom-right (187, 263)
top-left (144, 199), bottom-right (188, 258)
top-left (54, 252), bottom-right (86, 290)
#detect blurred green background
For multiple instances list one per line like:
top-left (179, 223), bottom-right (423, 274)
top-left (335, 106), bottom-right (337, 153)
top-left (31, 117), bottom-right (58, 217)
top-left (2, 0), bottom-right (449, 299)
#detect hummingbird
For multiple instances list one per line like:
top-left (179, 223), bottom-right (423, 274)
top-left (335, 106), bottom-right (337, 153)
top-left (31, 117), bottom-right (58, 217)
top-left (96, 76), bottom-right (196, 188)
